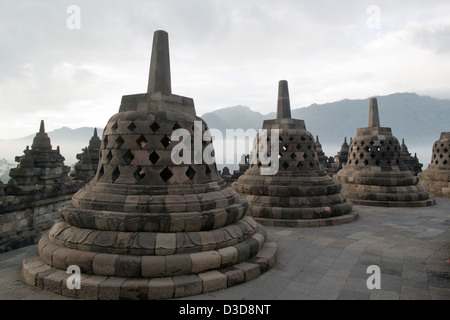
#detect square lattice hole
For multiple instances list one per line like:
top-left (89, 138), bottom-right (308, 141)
top-left (127, 122), bottom-right (137, 132)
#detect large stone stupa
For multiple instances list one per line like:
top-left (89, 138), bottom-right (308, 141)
top-left (232, 80), bottom-right (358, 227)
top-left (22, 30), bottom-right (277, 300)
top-left (418, 132), bottom-right (450, 198)
top-left (333, 98), bottom-right (435, 207)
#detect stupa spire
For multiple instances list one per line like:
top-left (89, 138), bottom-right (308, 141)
top-left (368, 98), bottom-right (380, 127)
top-left (147, 30), bottom-right (171, 94)
top-left (277, 80), bottom-right (291, 119)
top-left (39, 120), bottom-right (45, 133)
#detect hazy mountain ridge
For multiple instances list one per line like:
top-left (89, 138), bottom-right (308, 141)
top-left (0, 92), bottom-right (447, 171)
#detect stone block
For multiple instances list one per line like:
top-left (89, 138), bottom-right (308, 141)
top-left (198, 270), bottom-right (227, 293)
top-left (114, 255), bottom-right (141, 277)
top-left (120, 279), bottom-right (149, 300)
top-left (190, 251), bottom-right (221, 273)
top-left (223, 268), bottom-right (245, 287)
top-left (141, 255), bottom-right (166, 277)
top-left (148, 278), bottom-right (174, 300)
top-left (99, 277), bottom-right (126, 300)
top-left (218, 246), bottom-right (238, 266)
top-left (165, 254), bottom-right (192, 276)
top-left (155, 232), bottom-right (176, 255)
top-left (235, 262), bottom-right (261, 281)
top-left (77, 275), bottom-right (108, 300)
top-left (92, 253), bottom-right (118, 276)
top-left (173, 275), bottom-right (202, 298)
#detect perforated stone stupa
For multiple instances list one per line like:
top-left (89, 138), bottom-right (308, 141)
top-left (418, 132), bottom-right (450, 198)
top-left (232, 80), bottom-right (358, 227)
top-left (22, 30), bottom-right (277, 300)
top-left (333, 98), bottom-right (435, 207)
top-left (6, 121), bottom-right (82, 200)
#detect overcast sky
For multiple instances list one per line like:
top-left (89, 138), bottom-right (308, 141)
top-left (1, 0), bottom-right (450, 140)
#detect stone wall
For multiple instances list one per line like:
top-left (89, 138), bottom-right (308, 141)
top-left (0, 195), bottom-right (72, 253)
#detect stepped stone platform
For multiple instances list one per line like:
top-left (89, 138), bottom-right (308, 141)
top-left (232, 80), bottom-right (358, 227)
top-left (333, 98), bottom-right (435, 207)
top-left (21, 30), bottom-right (276, 299)
top-left (419, 132), bottom-right (450, 198)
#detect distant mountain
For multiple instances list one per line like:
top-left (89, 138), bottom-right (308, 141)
top-left (0, 92), bottom-right (447, 171)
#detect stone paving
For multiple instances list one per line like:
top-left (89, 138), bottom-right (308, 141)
top-left (0, 198), bottom-right (449, 300)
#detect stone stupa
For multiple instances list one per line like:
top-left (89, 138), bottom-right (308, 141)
top-left (22, 30), bottom-right (277, 300)
top-left (418, 132), bottom-right (450, 198)
top-left (232, 80), bottom-right (358, 227)
top-left (6, 121), bottom-right (81, 200)
top-left (333, 98), bottom-right (435, 207)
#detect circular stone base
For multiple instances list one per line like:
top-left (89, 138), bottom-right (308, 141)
top-left (348, 198), bottom-right (436, 207)
top-left (254, 211), bottom-right (359, 228)
top-left (22, 234), bottom-right (277, 300)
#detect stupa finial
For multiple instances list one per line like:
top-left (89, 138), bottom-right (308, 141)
top-left (93, 127), bottom-right (98, 138)
top-left (147, 30), bottom-right (171, 94)
top-left (277, 80), bottom-right (291, 119)
top-left (39, 120), bottom-right (45, 133)
top-left (368, 98), bottom-right (380, 127)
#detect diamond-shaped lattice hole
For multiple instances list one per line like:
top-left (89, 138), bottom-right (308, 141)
top-left (435, 160), bottom-right (439, 165)
top-left (444, 160), bottom-right (448, 165)
top-left (185, 166), bottom-right (196, 180)
top-left (440, 154), bottom-right (443, 159)
top-left (444, 148), bottom-right (448, 153)
top-left (290, 153), bottom-right (296, 160)
top-left (375, 159), bottom-right (381, 166)
top-left (172, 122), bottom-right (182, 131)
top-left (301, 136), bottom-right (306, 141)
top-left (370, 153), bottom-right (376, 159)
top-left (296, 144), bottom-right (302, 151)
top-left (370, 140), bottom-right (375, 145)
top-left (111, 122), bottom-right (118, 132)
top-left (127, 122), bottom-right (137, 132)
top-left (257, 162), bottom-right (262, 168)
top-left (360, 153), bottom-right (364, 159)
top-left (364, 159), bottom-right (369, 166)
top-left (161, 135), bottom-right (171, 148)
top-left (355, 160), bottom-right (359, 165)
top-left (360, 141), bottom-right (365, 146)
top-left (134, 167), bottom-right (145, 181)
top-left (115, 136), bottom-right (124, 149)
top-left (366, 147), bottom-right (371, 152)
top-left (303, 153), bottom-right (308, 159)
top-left (106, 150), bottom-right (113, 163)
top-left (205, 165), bottom-right (211, 175)
top-left (282, 145), bottom-right (288, 151)
top-left (282, 161), bottom-right (289, 170)
top-left (112, 167), bottom-right (120, 182)
top-left (103, 136), bottom-right (109, 148)
top-left (136, 135), bottom-right (148, 149)
top-left (441, 143), bottom-right (444, 147)
top-left (149, 151), bottom-right (160, 164)
top-left (309, 161), bottom-right (314, 168)
top-left (297, 162), bottom-right (303, 169)
top-left (396, 160), bottom-right (400, 165)
top-left (387, 160), bottom-right (392, 165)
top-left (348, 160), bottom-right (352, 165)
top-left (307, 145), bottom-right (312, 150)
top-left (123, 150), bottom-right (134, 164)
top-left (279, 136), bottom-right (283, 142)
top-left (150, 122), bottom-right (160, 133)
top-left (160, 167), bottom-right (173, 182)
top-left (289, 136), bottom-right (294, 142)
